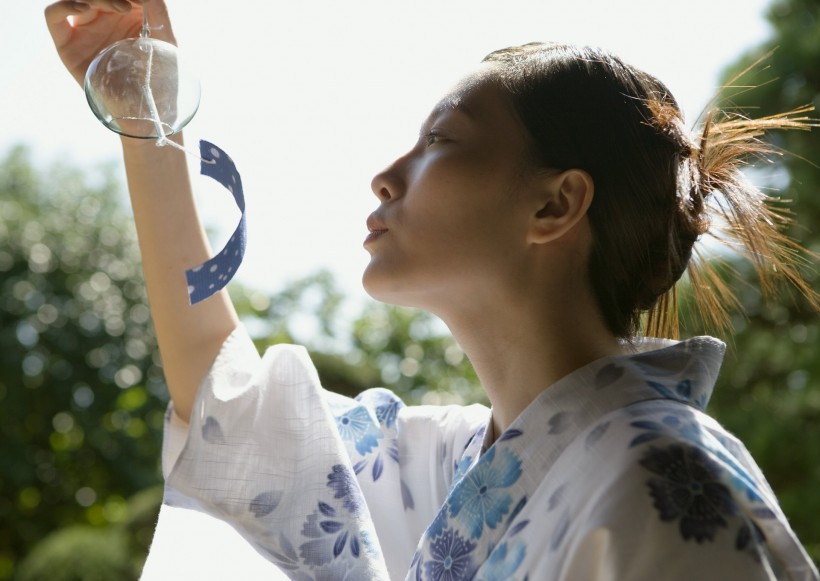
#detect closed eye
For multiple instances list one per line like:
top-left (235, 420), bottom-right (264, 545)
top-left (424, 130), bottom-right (447, 146)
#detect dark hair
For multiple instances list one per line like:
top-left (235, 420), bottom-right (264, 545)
top-left (482, 43), bottom-right (818, 338)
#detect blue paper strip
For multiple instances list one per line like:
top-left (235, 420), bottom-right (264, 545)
top-left (185, 140), bottom-right (247, 304)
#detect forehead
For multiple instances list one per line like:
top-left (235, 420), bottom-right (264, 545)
top-left (428, 64), bottom-right (510, 121)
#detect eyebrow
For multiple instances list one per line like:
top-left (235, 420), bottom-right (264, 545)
top-left (431, 99), bottom-right (475, 119)
top-left (419, 99), bottom-right (475, 138)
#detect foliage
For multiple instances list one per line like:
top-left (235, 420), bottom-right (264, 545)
top-left (15, 525), bottom-right (132, 581)
top-left (349, 303), bottom-right (484, 405)
top-left (0, 147), bottom-right (165, 579)
top-left (231, 277), bottom-right (483, 404)
top-left (700, 0), bottom-right (820, 562)
top-left (13, 485), bottom-right (163, 581)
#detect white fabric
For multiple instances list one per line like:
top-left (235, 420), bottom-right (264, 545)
top-left (143, 326), bottom-right (819, 581)
top-left (140, 504), bottom-right (288, 580)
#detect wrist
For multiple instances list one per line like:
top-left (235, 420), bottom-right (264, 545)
top-left (120, 132), bottom-right (185, 154)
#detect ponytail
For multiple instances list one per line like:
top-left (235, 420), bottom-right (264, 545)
top-left (646, 62), bottom-right (819, 337)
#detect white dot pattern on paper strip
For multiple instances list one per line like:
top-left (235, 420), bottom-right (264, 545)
top-left (185, 140), bottom-right (247, 305)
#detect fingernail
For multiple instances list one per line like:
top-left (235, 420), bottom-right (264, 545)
top-left (113, 0), bottom-right (131, 12)
top-left (72, 2), bottom-right (91, 11)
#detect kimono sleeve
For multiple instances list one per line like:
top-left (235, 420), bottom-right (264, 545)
top-left (160, 325), bottom-right (390, 579)
top-left (158, 324), bottom-right (490, 580)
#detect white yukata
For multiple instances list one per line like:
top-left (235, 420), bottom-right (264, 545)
top-left (147, 326), bottom-right (819, 580)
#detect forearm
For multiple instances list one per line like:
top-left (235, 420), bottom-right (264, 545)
top-left (121, 133), bottom-right (238, 422)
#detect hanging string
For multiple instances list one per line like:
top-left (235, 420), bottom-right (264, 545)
top-left (137, 5), bottom-right (215, 163)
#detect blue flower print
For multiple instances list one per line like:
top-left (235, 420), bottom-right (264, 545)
top-left (352, 442), bottom-right (400, 483)
top-left (248, 490), bottom-right (282, 518)
top-left (426, 503), bottom-right (450, 539)
top-left (646, 378), bottom-right (709, 410)
top-left (413, 553), bottom-right (424, 581)
top-left (478, 540), bottom-right (526, 581)
top-left (201, 416), bottom-right (225, 444)
top-left (424, 528), bottom-right (477, 581)
top-left (449, 447), bottom-right (523, 539)
top-left (299, 502), bottom-right (362, 566)
top-left (507, 496), bottom-right (527, 523)
top-left (496, 428), bottom-right (523, 443)
top-left (375, 398), bottom-right (401, 429)
top-left (346, 392), bottom-right (414, 507)
top-left (452, 455), bottom-right (475, 488)
top-left (262, 532), bottom-right (302, 572)
top-left (358, 529), bottom-right (380, 559)
top-left (451, 427), bottom-right (486, 490)
top-left (736, 520), bottom-right (767, 559)
top-left (356, 388), bottom-right (404, 431)
top-left (401, 478), bottom-right (416, 511)
top-left (594, 362), bottom-right (624, 388)
top-left (342, 396), bottom-right (404, 489)
top-left (640, 443), bottom-right (737, 542)
top-left (336, 406), bottom-right (383, 456)
top-left (630, 412), bottom-right (766, 505)
top-left (327, 464), bottom-right (364, 516)
top-left (298, 467), bottom-right (379, 568)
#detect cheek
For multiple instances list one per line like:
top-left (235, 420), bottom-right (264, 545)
top-left (402, 160), bottom-right (486, 228)
top-left (403, 194), bottom-right (518, 265)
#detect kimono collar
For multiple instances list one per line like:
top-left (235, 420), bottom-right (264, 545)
top-left (479, 335), bottom-right (727, 454)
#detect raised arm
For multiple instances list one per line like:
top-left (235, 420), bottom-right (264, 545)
top-left (45, 0), bottom-right (238, 422)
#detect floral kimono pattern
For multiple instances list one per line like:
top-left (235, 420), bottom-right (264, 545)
top-left (153, 327), bottom-right (819, 580)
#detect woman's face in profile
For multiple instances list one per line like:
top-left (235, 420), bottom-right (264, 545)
top-left (362, 68), bottom-right (543, 312)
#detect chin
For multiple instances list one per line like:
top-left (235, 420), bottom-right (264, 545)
top-left (362, 262), bottom-right (387, 299)
top-left (362, 263), bottom-right (422, 309)
top-left (362, 266), bottom-right (398, 304)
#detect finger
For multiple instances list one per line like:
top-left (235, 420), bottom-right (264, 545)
top-left (44, 1), bottom-right (92, 46)
top-left (72, 1), bottom-right (169, 36)
top-left (81, 0), bottom-right (149, 11)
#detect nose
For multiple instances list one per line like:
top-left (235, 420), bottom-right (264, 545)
top-left (370, 155), bottom-right (406, 202)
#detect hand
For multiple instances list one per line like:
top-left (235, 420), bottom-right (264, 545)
top-left (45, 0), bottom-right (176, 87)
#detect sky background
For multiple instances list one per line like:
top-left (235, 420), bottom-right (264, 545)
top-left (4, 0), bottom-right (774, 308)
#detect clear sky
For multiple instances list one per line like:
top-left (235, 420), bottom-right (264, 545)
top-left (5, 1), bottom-right (773, 307)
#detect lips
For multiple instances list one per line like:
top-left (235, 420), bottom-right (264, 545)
top-left (364, 214), bottom-right (389, 246)
top-left (364, 230), bottom-right (387, 246)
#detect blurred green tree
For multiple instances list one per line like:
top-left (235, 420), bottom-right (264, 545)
top-left (231, 273), bottom-right (483, 405)
top-left (0, 147), bottom-right (165, 579)
top-left (702, 0), bottom-right (820, 562)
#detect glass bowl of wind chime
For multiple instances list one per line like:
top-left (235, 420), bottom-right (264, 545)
top-left (84, 36), bottom-right (200, 139)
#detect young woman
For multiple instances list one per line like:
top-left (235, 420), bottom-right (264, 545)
top-left (46, 1), bottom-right (819, 579)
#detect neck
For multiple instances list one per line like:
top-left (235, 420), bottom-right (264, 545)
top-left (439, 283), bottom-right (620, 443)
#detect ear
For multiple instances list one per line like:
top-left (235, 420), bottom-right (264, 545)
top-left (527, 168), bottom-right (594, 244)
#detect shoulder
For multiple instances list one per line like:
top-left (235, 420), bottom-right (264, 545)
top-left (553, 399), bottom-right (803, 579)
top-left (583, 399), bottom-right (777, 528)
top-left (200, 325), bottom-right (321, 399)
top-left (603, 399), bottom-right (772, 507)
